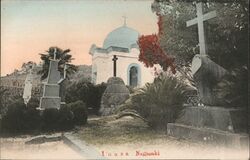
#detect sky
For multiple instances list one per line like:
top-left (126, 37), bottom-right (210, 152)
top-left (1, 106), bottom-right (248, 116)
top-left (1, 0), bottom-right (158, 76)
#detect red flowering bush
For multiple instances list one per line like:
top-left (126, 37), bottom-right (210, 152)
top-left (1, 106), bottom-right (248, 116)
top-left (138, 34), bottom-right (176, 74)
top-left (138, 15), bottom-right (176, 74)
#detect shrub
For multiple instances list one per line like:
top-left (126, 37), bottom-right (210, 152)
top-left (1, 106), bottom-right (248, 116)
top-left (26, 97), bottom-right (40, 109)
top-left (131, 74), bottom-right (187, 130)
top-left (22, 107), bottom-right (41, 131)
top-left (57, 105), bottom-right (74, 130)
top-left (1, 98), bottom-right (41, 134)
top-left (41, 108), bottom-right (60, 131)
top-left (65, 81), bottom-right (106, 115)
top-left (67, 101), bottom-right (88, 125)
top-left (126, 85), bottom-right (136, 94)
top-left (1, 99), bottom-right (26, 133)
top-left (87, 83), bottom-right (107, 114)
top-left (214, 67), bottom-right (248, 109)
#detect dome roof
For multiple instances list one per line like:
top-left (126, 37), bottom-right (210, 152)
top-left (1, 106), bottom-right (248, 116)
top-left (103, 25), bottom-right (139, 49)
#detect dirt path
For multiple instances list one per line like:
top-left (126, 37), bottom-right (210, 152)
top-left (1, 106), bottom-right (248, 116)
top-left (1, 135), bottom-right (83, 159)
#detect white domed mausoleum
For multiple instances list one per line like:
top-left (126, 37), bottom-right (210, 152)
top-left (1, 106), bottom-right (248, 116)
top-left (89, 22), bottom-right (159, 87)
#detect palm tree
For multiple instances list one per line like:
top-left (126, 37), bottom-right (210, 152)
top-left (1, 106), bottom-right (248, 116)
top-left (38, 47), bottom-right (78, 80)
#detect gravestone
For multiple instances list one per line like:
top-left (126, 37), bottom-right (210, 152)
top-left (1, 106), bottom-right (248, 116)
top-left (23, 64), bottom-right (34, 105)
top-left (99, 55), bottom-right (130, 116)
top-left (39, 49), bottom-right (67, 109)
top-left (191, 55), bottom-right (228, 105)
top-left (167, 2), bottom-right (248, 148)
top-left (99, 77), bottom-right (130, 116)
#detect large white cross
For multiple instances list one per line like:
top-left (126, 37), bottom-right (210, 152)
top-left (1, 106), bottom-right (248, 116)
top-left (186, 2), bottom-right (216, 56)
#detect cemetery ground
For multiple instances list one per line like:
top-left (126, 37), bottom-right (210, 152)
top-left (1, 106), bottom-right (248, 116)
top-left (72, 115), bottom-right (249, 159)
top-left (2, 114), bottom-right (248, 159)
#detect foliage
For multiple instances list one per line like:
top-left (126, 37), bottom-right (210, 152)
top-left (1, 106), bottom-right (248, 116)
top-left (67, 101), bottom-right (88, 125)
top-left (126, 85), bottom-right (136, 94)
top-left (65, 81), bottom-right (107, 114)
top-left (41, 106), bottom-right (75, 131)
top-left (138, 34), bottom-right (176, 73)
top-left (41, 108), bottom-right (60, 131)
top-left (38, 46), bottom-right (78, 80)
top-left (1, 99), bottom-right (27, 133)
top-left (22, 106), bottom-right (41, 131)
top-left (131, 74), bottom-right (187, 129)
top-left (0, 87), bottom-right (8, 116)
top-left (26, 97), bottom-right (40, 109)
top-left (214, 67), bottom-right (248, 108)
top-left (0, 98), bottom-right (88, 135)
top-left (0, 87), bottom-right (23, 117)
top-left (1, 98), bottom-right (40, 134)
top-left (150, 0), bottom-right (248, 108)
top-left (151, 0), bottom-right (248, 70)
top-left (57, 105), bottom-right (74, 130)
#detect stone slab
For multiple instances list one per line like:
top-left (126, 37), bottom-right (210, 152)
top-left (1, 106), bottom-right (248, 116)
top-left (62, 133), bottom-right (105, 159)
top-left (43, 84), bottom-right (60, 97)
top-left (167, 123), bottom-right (249, 148)
top-left (176, 106), bottom-right (247, 133)
top-left (39, 97), bottom-right (61, 109)
top-left (100, 77), bottom-right (130, 116)
top-left (191, 55), bottom-right (228, 106)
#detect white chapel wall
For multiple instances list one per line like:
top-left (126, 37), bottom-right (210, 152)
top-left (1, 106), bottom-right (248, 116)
top-left (92, 48), bottom-right (159, 87)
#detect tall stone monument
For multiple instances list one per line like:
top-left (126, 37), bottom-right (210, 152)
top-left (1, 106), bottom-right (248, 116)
top-left (167, 2), bottom-right (248, 147)
top-left (99, 55), bottom-right (130, 116)
top-left (39, 48), bottom-right (67, 110)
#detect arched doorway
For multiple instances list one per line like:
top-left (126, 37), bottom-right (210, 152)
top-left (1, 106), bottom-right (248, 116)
top-left (127, 64), bottom-right (141, 87)
top-left (129, 66), bottom-right (138, 87)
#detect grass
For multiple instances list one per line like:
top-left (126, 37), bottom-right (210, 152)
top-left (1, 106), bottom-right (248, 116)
top-left (74, 115), bottom-right (169, 145)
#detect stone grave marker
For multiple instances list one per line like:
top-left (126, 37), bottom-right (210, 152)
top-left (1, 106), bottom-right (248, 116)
top-left (99, 55), bottom-right (130, 116)
top-left (167, 2), bottom-right (248, 148)
top-left (39, 48), bottom-right (67, 109)
top-left (23, 64), bottom-right (34, 105)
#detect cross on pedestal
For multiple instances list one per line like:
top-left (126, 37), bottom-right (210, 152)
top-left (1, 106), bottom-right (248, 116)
top-left (112, 55), bottom-right (118, 77)
top-left (186, 2), bottom-right (217, 56)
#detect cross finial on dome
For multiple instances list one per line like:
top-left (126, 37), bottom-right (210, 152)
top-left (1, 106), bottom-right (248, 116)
top-left (122, 15), bottom-right (127, 26)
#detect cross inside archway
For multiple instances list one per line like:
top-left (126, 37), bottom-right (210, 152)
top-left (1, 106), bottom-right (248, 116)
top-left (112, 55), bottom-right (118, 77)
top-left (186, 2), bottom-right (217, 56)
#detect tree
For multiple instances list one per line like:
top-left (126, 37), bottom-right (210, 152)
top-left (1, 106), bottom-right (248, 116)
top-left (151, 0), bottom-right (248, 70)
top-left (149, 0), bottom-right (248, 107)
top-left (38, 47), bottom-right (77, 80)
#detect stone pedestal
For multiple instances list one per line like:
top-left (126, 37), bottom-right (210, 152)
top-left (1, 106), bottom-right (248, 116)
top-left (39, 97), bottom-right (61, 109)
top-left (191, 55), bottom-right (228, 106)
top-left (99, 77), bottom-right (130, 116)
top-left (167, 106), bottom-right (248, 147)
top-left (39, 60), bottom-right (62, 110)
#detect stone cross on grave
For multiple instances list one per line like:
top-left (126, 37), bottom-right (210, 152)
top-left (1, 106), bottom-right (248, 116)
top-left (112, 55), bottom-right (118, 77)
top-left (186, 2), bottom-right (216, 56)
